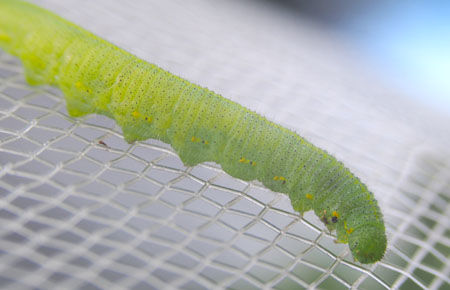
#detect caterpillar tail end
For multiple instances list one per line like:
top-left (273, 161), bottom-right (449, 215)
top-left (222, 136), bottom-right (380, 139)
top-left (348, 226), bottom-right (387, 264)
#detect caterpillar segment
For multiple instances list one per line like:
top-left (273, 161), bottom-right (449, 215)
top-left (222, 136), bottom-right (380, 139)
top-left (0, 0), bottom-right (386, 263)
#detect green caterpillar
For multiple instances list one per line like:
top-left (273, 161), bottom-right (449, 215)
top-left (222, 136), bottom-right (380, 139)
top-left (0, 0), bottom-right (386, 263)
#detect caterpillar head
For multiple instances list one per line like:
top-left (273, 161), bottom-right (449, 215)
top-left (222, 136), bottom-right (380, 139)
top-left (348, 225), bottom-right (387, 264)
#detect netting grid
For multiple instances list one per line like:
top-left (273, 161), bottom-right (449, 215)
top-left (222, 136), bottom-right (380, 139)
top-left (1, 1), bottom-right (450, 289)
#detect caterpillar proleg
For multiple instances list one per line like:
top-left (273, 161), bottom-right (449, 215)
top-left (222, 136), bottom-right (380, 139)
top-left (0, 0), bottom-right (387, 263)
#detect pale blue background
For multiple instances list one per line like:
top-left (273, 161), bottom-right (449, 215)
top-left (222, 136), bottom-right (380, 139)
top-left (288, 0), bottom-right (450, 113)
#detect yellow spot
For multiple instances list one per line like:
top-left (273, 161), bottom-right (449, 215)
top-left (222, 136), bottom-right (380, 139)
top-left (144, 116), bottom-right (152, 122)
top-left (132, 111), bottom-right (140, 118)
top-left (306, 194), bottom-right (313, 200)
top-left (273, 176), bottom-right (286, 182)
top-left (239, 157), bottom-right (255, 164)
top-left (251, 161), bottom-right (256, 166)
top-left (191, 136), bottom-right (208, 144)
top-left (74, 81), bottom-right (92, 93)
top-left (343, 221), bottom-right (354, 234)
top-left (332, 211), bottom-right (339, 218)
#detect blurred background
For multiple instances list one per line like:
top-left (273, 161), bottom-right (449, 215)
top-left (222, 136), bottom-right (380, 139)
top-left (0, 0), bottom-right (449, 289)
top-left (282, 0), bottom-right (450, 115)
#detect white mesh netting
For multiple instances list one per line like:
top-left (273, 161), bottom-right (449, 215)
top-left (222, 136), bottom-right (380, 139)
top-left (1, 1), bottom-right (450, 289)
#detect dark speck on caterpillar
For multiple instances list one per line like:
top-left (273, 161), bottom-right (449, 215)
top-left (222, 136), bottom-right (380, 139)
top-left (0, 0), bottom-right (387, 264)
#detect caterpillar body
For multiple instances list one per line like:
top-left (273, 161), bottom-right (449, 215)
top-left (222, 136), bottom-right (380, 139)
top-left (0, 0), bottom-right (386, 263)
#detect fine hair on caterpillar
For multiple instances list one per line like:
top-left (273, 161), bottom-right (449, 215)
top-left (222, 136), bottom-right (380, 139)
top-left (0, 0), bottom-right (387, 264)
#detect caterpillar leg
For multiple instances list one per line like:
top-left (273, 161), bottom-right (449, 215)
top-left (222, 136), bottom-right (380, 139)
top-left (121, 129), bottom-right (139, 144)
top-left (23, 67), bottom-right (47, 86)
top-left (0, 31), bottom-right (11, 47)
top-left (64, 97), bottom-right (95, 117)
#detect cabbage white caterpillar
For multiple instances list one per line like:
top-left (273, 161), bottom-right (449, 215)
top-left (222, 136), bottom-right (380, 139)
top-left (0, 0), bottom-right (386, 263)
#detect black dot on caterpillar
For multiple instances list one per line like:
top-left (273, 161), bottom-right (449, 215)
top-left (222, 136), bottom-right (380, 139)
top-left (0, 0), bottom-right (387, 264)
